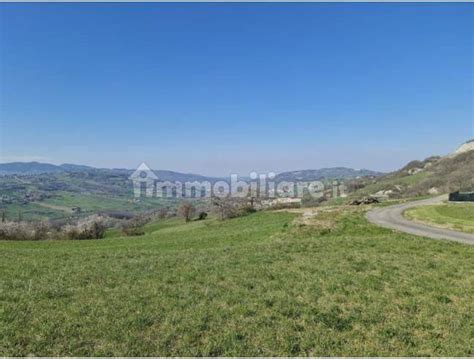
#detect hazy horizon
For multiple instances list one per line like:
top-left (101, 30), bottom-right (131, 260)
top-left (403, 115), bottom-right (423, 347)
top-left (1, 3), bottom-right (472, 176)
top-left (0, 138), bottom-right (468, 177)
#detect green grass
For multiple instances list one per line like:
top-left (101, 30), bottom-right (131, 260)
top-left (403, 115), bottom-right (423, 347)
top-left (404, 203), bottom-right (474, 234)
top-left (44, 192), bottom-right (177, 212)
top-left (0, 210), bottom-right (473, 356)
top-left (1, 202), bottom-right (65, 221)
top-left (1, 192), bottom-right (184, 221)
top-left (354, 171), bottom-right (431, 197)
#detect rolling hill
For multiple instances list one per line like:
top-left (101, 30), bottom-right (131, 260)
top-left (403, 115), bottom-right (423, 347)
top-left (275, 167), bottom-right (382, 182)
top-left (351, 140), bottom-right (474, 199)
top-left (0, 161), bottom-right (382, 220)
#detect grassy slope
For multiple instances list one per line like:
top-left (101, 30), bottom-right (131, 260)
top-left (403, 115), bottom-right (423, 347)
top-left (351, 151), bottom-right (474, 199)
top-left (404, 203), bottom-right (474, 234)
top-left (0, 210), bottom-right (473, 356)
top-left (354, 171), bottom-right (431, 197)
top-left (2, 202), bottom-right (63, 221)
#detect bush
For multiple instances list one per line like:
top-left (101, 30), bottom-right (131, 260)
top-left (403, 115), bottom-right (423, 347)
top-left (196, 211), bottom-right (208, 220)
top-left (121, 215), bottom-right (148, 236)
top-left (301, 193), bottom-right (326, 207)
top-left (267, 202), bottom-right (302, 210)
top-left (32, 221), bottom-right (52, 241)
top-left (157, 207), bottom-right (169, 219)
top-left (0, 220), bottom-right (56, 241)
top-left (99, 211), bottom-right (134, 220)
top-left (62, 215), bottom-right (107, 240)
top-left (239, 204), bottom-right (257, 215)
top-left (0, 215), bottom-right (107, 241)
top-left (212, 197), bottom-right (257, 220)
top-left (0, 221), bottom-right (35, 240)
top-left (178, 201), bottom-right (196, 222)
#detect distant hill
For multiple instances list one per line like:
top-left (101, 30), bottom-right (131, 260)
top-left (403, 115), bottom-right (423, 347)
top-left (0, 162), bottom-right (64, 175)
top-left (0, 161), bottom-right (382, 182)
top-left (59, 163), bottom-right (96, 172)
top-left (0, 161), bottom-right (222, 184)
top-left (276, 167), bottom-right (383, 182)
top-left (0, 162), bottom-right (96, 175)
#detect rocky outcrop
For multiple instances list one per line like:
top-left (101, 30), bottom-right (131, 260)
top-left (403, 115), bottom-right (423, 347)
top-left (455, 139), bottom-right (474, 155)
top-left (347, 197), bottom-right (380, 205)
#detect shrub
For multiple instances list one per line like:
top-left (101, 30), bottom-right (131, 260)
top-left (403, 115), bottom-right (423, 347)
top-left (0, 220), bottom-right (58, 241)
top-left (301, 193), bottom-right (326, 207)
top-left (197, 211), bottom-right (208, 220)
top-left (157, 207), bottom-right (169, 219)
top-left (0, 221), bottom-right (35, 241)
top-left (239, 204), bottom-right (257, 215)
top-left (62, 215), bottom-right (106, 240)
top-left (121, 215), bottom-right (148, 236)
top-left (99, 211), bottom-right (134, 220)
top-left (32, 221), bottom-right (52, 241)
top-left (178, 201), bottom-right (196, 222)
top-left (212, 197), bottom-right (257, 220)
top-left (267, 202), bottom-right (302, 210)
top-left (0, 216), bottom-right (107, 241)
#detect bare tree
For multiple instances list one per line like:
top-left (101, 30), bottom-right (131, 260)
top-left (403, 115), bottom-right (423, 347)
top-left (177, 201), bottom-right (195, 223)
top-left (212, 197), bottom-right (237, 220)
top-left (212, 196), bottom-right (257, 220)
top-left (157, 207), bottom-right (169, 219)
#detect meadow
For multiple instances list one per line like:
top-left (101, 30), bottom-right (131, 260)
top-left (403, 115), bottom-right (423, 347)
top-left (0, 208), bottom-right (473, 356)
top-left (1, 192), bottom-right (182, 221)
top-left (404, 203), bottom-right (474, 234)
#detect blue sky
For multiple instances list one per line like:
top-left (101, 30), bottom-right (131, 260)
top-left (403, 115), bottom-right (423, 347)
top-left (0, 3), bottom-right (472, 176)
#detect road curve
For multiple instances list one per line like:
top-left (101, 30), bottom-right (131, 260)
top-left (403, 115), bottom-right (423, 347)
top-left (366, 195), bottom-right (474, 245)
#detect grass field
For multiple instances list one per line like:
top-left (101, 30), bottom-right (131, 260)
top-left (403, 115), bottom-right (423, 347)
top-left (353, 171), bottom-right (431, 197)
top-left (0, 209), bottom-right (473, 356)
top-left (1, 193), bottom-right (183, 221)
top-left (404, 203), bottom-right (474, 234)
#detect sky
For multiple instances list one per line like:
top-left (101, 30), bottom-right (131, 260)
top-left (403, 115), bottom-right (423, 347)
top-left (0, 3), bottom-right (473, 176)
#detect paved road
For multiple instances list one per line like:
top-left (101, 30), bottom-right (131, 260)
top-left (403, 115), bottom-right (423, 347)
top-left (366, 195), bottom-right (474, 245)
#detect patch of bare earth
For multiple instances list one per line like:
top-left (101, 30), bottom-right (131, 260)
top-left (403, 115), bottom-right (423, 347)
top-left (276, 205), bottom-right (361, 231)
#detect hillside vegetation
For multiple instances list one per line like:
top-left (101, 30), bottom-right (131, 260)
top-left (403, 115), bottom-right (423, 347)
top-left (275, 167), bottom-right (382, 182)
top-left (1, 209), bottom-right (472, 356)
top-left (351, 150), bottom-right (474, 199)
top-left (0, 163), bottom-right (383, 221)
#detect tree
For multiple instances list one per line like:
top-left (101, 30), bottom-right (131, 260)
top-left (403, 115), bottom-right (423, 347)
top-left (177, 201), bottom-right (195, 223)
top-left (212, 197), bottom-right (238, 220)
top-left (157, 207), bottom-right (169, 219)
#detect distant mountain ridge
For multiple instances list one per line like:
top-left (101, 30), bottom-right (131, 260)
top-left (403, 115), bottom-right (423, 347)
top-left (0, 162), bottom-right (221, 183)
top-left (0, 161), bottom-right (383, 181)
top-left (0, 162), bottom-right (66, 175)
